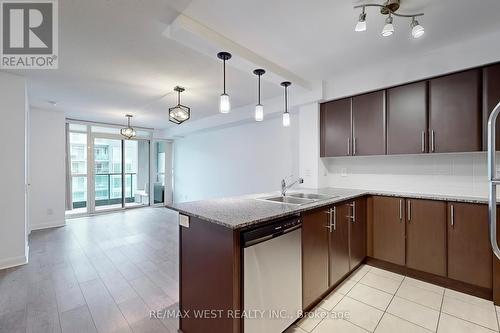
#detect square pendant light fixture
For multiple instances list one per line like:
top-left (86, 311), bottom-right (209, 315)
top-left (169, 86), bottom-right (190, 125)
top-left (121, 114), bottom-right (136, 139)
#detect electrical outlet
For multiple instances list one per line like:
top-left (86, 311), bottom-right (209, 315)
top-left (47, 208), bottom-right (53, 216)
top-left (341, 168), bottom-right (348, 177)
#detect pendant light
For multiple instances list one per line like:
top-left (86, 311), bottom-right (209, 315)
top-left (120, 115), bottom-right (136, 139)
top-left (281, 81), bottom-right (291, 127)
top-left (217, 51), bottom-right (232, 114)
top-left (169, 86), bottom-right (190, 125)
top-left (253, 69), bottom-right (265, 122)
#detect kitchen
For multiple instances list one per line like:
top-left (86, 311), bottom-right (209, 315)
top-left (1, 1), bottom-right (500, 333)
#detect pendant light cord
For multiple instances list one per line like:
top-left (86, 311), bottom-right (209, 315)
top-left (284, 86), bottom-right (288, 114)
top-left (258, 74), bottom-right (261, 104)
top-left (223, 59), bottom-right (226, 94)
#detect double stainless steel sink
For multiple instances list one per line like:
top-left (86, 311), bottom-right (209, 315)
top-left (259, 193), bottom-right (337, 206)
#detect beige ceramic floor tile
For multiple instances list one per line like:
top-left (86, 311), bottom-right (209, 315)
top-left (375, 313), bottom-right (433, 333)
top-left (314, 318), bottom-right (369, 333)
top-left (284, 325), bottom-right (307, 333)
top-left (334, 296), bottom-right (384, 332)
top-left (386, 296), bottom-right (440, 331)
top-left (437, 313), bottom-right (498, 333)
top-left (347, 283), bottom-right (393, 311)
top-left (403, 277), bottom-right (445, 295)
top-left (359, 272), bottom-right (402, 294)
top-left (297, 307), bottom-right (328, 332)
top-left (441, 296), bottom-right (498, 331)
top-left (397, 282), bottom-right (443, 310)
top-left (348, 266), bottom-right (371, 282)
top-left (318, 291), bottom-right (344, 311)
top-left (444, 289), bottom-right (495, 310)
top-left (370, 267), bottom-right (405, 281)
top-left (335, 279), bottom-right (357, 295)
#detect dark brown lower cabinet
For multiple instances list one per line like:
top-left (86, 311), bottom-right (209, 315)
top-left (329, 204), bottom-right (350, 286)
top-left (349, 197), bottom-right (366, 269)
top-left (302, 208), bottom-right (330, 309)
top-left (448, 203), bottom-right (492, 289)
top-left (370, 196), bottom-right (406, 266)
top-left (406, 199), bottom-right (447, 276)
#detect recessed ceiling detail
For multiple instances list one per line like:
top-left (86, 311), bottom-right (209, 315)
top-left (354, 0), bottom-right (425, 38)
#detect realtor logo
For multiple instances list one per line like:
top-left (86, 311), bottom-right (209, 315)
top-left (1, 0), bottom-right (58, 69)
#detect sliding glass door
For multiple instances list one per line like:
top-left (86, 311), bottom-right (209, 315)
top-left (65, 121), bottom-right (169, 217)
top-left (93, 138), bottom-right (123, 211)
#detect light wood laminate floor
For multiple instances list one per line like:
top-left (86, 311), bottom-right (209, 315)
top-left (0, 207), bottom-right (180, 333)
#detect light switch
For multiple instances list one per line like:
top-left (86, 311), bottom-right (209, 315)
top-left (179, 214), bottom-right (190, 228)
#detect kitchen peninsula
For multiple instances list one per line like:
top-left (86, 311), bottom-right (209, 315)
top-left (168, 188), bottom-right (500, 333)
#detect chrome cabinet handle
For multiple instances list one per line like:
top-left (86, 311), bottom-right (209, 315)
top-left (431, 130), bottom-right (436, 152)
top-left (450, 204), bottom-right (454, 227)
top-left (348, 202), bottom-right (356, 222)
top-left (325, 209), bottom-right (333, 231)
top-left (353, 138), bottom-right (357, 156)
top-left (347, 138), bottom-right (351, 156)
top-left (421, 131), bottom-right (425, 153)
top-left (399, 199), bottom-right (403, 221)
top-left (333, 207), bottom-right (337, 231)
top-left (407, 200), bottom-right (411, 222)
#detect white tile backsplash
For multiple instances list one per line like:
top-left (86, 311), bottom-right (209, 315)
top-left (322, 152), bottom-right (498, 198)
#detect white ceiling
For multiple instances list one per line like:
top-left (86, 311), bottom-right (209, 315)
top-left (6, 0), bottom-right (500, 129)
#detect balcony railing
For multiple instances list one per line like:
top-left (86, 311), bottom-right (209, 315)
top-left (72, 172), bottom-right (137, 208)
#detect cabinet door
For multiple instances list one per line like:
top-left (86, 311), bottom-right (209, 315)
top-left (329, 204), bottom-right (350, 286)
top-left (349, 197), bottom-right (366, 269)
top-left (429, 69), bottom-right (481, 153)
top-left (352, 91), bottom-right (385, 156)
top-left (371, 196), bottom-right (406, 265)
top-left (483, 64), bottom-right (500, 149)
top-left (406, 199), bottom-right (447, 276)
top-left (321, 98), bottom-right (352, 157)
top-left (448, 203), bottom-right (492, 288)
top-left (387, 82), bottom-right (428, 154)
top-left (302, 208), bottom-right (330, 308)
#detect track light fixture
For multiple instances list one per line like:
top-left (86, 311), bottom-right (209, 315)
top-left (354, 0), bottom-right (424, 39)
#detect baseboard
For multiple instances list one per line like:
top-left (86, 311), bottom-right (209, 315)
top-left (365, 257), bottom-right (492, 301)
top-left (30, 220), bottom-right (65, 231)
top-left (0, 253), bottom-right (28, 270)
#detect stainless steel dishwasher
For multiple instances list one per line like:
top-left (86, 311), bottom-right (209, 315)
top-left (242, 216), bottom-right (302, 333)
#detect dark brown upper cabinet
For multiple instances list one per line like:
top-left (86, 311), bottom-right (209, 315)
top-left (302, 208), bottom-right (330, 309)
top-left (429, 69), bottom-right (482, 153)
top-left (405, 199), bottom-right (447, 277)
top-left (448, 202), bottom-right (492, 289)
top-left (320, 98), bottom-right (352, 157)
top-left (483, 64), bottom-right (500, 150)
top-left (352, 91), bottom-right (385, 156)
top-left (387, 82), bottom-right (428, 154)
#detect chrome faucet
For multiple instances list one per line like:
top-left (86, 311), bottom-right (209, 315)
top-left (281, 176), bottom-right (304, 197)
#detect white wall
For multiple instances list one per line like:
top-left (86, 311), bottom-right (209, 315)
top-left (29, 108), bottom-right (66, 231)
top-left (0, 72), bottom-right (28, 269)
top-left (173, 114), bottom-right (299, 202)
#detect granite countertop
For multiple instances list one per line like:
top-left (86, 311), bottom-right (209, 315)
top-left (166, 188), bottom-right (493, 230)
